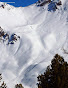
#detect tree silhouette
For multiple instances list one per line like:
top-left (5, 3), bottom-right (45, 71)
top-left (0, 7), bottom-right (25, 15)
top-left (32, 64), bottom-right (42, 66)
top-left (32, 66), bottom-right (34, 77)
top-left (37, 54), bottom-right (68, 88)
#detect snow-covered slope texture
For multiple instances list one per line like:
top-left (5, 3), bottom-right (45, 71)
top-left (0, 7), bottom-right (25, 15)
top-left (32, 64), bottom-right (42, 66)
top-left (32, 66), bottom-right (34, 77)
top-left (0, 0), bottom-right (68, 88)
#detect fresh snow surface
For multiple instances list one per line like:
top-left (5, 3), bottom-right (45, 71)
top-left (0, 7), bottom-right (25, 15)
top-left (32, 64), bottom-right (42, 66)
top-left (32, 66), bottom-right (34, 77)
top-left (0, 1), bottom-right (68, 88)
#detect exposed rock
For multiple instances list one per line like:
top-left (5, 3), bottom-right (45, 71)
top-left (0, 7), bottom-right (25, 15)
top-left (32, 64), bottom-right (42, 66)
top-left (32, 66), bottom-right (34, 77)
top-left (8, 34), bottom-right (20, 45)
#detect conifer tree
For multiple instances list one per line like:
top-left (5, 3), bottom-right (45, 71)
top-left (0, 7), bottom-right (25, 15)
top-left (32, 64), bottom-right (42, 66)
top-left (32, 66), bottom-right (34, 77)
top-left (37, 54), bottom-right (68, 88)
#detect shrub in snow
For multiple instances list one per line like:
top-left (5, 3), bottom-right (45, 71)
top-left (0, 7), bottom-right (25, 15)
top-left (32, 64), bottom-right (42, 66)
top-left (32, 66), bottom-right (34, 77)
top-left (0, 4), bottom-right (4, 9)
top-left (0, 27), bottom-right (9, 41)
top-left (0, 74), bottom-right (7, 88)
top-left (15, 84), bottom-right (24, 88)
top-left (0, 74), bottom-right (24, 88)
top-left (1, 5), bottom-right (4, 8)
top-left (37, 54), bottom-right (68, 88)
top-left (56, 1), bottom-right (62, 6)
top-left (0, 74), bottom-right (2, 82)
top-left (0, 81), bottom-right (7, 88)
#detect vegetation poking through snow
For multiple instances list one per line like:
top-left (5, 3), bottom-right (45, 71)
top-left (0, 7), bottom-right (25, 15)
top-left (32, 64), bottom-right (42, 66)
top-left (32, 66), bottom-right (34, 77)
top-left (0, 74), bottom-right (2, 82)
top-left (0, 26), bottom-right (9, 42)
top-left (37, 54), bottom-right (68, 88)
top-left (15, 84), bottom-right (24, 88)
top-left (0, 74), bottom-right (24, 88)
top-left (0, 81), bottom-right (7, 88)
top-left (0, 74), bottom-right (7, 88)
top-left (0, 26), bottom-right (20, 45)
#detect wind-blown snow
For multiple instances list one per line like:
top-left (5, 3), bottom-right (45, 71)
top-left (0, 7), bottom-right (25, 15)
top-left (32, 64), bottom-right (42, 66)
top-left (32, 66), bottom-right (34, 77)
top-left (0, 1), bottom-right (68, 88)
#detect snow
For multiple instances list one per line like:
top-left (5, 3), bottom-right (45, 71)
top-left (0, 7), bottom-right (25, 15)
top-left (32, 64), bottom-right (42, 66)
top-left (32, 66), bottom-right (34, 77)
top-left (0, 1), bottom-right (68, 88)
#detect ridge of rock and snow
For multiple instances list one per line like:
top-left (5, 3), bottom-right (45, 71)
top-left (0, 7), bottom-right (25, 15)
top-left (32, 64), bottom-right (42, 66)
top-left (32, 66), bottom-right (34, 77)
top-left (0, 0), bottom-right (68, 88)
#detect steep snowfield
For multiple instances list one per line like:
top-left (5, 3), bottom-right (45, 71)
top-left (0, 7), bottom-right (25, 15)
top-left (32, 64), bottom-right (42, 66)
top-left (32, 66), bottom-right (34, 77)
top-left (0, 1), bottom-right (68, 88)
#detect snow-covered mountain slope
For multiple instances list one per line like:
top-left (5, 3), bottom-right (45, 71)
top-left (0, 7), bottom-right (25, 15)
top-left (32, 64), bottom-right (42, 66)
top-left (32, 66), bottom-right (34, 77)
top-left (0, 0), bottom-right (68, 88)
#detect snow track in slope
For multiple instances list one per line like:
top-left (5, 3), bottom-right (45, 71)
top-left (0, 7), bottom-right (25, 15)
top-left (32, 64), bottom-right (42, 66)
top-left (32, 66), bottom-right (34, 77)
top-left (0, 1), bottom-right (68, 88)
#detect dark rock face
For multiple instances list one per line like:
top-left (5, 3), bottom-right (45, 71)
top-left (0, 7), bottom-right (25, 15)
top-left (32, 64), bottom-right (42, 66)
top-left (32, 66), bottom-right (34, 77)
top-left (36, 0), bottom-right (62, 11)
top-left (0, 26), bottom-right (20, 45)
top-left (8, 34), bottom-right (20, 45)
top-left (36, 0), bottom-right (51, 6)
top-left (48, 2), bottom-right (57, 11)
